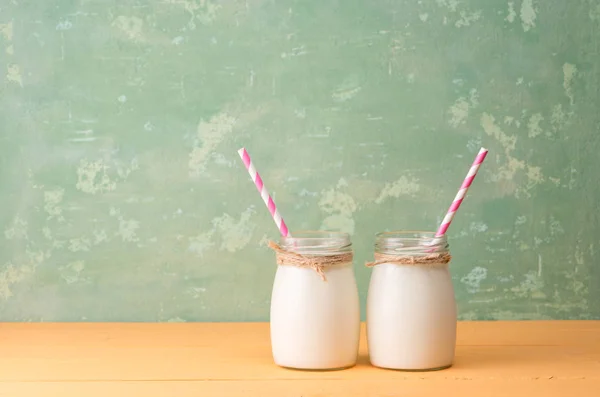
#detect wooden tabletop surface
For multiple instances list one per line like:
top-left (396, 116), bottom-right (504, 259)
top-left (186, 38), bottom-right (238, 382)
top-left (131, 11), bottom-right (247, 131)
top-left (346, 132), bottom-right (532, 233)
top-left (1, 321), bottom-right (599, 396)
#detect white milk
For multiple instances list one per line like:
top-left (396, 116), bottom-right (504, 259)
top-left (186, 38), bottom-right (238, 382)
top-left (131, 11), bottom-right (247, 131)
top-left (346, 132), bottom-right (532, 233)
top-left (366, 232), bottom-right (456, 371)
top-left (270, 232), bottom-right (360, 370)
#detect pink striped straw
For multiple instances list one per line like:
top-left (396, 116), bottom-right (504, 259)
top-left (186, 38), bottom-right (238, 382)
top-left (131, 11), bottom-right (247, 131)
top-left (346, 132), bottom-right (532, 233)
top-left (435, 147), bottom-right (488, 237)
top-left (237, 148), bottom-right (290, 237)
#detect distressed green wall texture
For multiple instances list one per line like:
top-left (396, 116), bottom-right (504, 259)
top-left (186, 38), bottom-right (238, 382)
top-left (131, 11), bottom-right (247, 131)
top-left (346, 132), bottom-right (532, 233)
top-left (1, 0), bottom-right (599, 321)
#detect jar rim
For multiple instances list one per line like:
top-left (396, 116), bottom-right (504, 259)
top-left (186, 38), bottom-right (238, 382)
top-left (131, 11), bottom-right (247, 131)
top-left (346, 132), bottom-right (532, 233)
top-left (282, 230), bottom-right (350, 240)
top-left (280, 230), bottom-right (352, 254)
top-left (374, 230), bottom-right (448, 255)
top-left (375, 230), bottom-right (443, 239)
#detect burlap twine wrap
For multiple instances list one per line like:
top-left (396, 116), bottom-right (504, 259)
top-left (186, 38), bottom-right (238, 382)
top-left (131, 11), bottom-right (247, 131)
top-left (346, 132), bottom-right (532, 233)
top-left (365, 252), bottom-right (451, 267)
top-left (268, 241), bottom-right (353, 281)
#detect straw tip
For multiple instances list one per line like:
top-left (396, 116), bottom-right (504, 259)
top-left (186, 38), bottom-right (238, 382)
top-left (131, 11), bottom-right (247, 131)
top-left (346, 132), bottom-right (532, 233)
top-left (480, 147), bottom-right (488, 153)
top-left (237, 147), bottom-right (246, 156)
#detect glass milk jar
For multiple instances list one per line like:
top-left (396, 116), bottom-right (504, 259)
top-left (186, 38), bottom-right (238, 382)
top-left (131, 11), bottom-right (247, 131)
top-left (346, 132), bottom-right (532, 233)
top-left (366, 231), bottom-right (456, 371)
top-left (269, 231), bottom-right (360, 370)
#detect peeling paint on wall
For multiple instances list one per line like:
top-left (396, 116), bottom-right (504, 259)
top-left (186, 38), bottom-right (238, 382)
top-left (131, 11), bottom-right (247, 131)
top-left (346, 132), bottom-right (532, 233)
top-left (76, 160), bottom-right (117, 194)
top-left (375, 176), bottom-right (421, 204)
top-left (563, 63), bottom-right (577, 105)
top-left (520, 0), bottom-right (537, 32)
top-left (319, 179), bottom-right (357, 234)
top-left (189, 112), bottom-right (236, 177)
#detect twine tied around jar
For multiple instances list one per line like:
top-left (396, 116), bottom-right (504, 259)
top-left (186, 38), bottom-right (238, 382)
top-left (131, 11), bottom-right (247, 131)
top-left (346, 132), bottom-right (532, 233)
top-left (365, 252), bottom-right (451, 267)
top-left (268, 241), bottom-right (353, 281)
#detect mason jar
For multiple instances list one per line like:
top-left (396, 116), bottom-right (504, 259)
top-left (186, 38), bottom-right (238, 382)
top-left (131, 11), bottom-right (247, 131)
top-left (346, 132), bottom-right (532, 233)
top-left (269, 231), bottom-right (360, 370)
top-left (366, 231), bottom-right (456, 371)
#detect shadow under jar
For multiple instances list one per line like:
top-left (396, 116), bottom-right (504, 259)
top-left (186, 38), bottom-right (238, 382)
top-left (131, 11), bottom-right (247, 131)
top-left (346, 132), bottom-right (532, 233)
top-left (269, 231), bottom-right (360, 370)
top-left (366, 231), bottom-right (457, 371)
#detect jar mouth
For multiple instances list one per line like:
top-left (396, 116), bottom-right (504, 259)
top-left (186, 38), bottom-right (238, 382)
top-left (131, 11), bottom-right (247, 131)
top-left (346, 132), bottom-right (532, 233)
top-left (375, 230), bottom-right (448, 255)
top-left (280, 230), bottom-right (352, 254)
top-left (375, 230), bottom-right (438, 239)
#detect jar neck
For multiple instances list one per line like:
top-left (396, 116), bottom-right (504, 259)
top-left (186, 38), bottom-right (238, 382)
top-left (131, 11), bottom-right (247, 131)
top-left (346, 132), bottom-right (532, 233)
top-left (374, 231), bottom-right (449, 256)
top-left (279, 231), bottom-right (352, 255)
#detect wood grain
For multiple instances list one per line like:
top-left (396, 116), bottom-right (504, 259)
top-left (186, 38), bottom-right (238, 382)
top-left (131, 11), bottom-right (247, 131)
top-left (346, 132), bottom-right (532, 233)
top-left (1, 321), bottom-right (599, 396)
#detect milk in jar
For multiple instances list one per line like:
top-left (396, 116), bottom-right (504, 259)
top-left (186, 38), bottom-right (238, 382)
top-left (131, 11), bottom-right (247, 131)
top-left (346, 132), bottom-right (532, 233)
top-left (366, 231), bottom-right (456, 371)
top-left (269, 231), bottom-right (360, 370)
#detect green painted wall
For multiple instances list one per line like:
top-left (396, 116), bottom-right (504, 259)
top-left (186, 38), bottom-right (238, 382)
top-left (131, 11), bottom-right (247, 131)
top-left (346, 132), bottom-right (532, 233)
top-left (1, 0), bottom-right (599, 321)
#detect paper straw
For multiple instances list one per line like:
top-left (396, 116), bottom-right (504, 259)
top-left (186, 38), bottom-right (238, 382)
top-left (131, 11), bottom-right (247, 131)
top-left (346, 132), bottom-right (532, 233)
top-left (237, 148), bottom-right (290, 237)
top-left (435, 147), bottom-right (488, 237)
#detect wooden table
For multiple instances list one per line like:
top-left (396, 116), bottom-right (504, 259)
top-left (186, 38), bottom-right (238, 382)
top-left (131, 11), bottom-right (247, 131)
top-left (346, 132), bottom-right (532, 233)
top-left (1, 322), bottom-right (599, 396)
